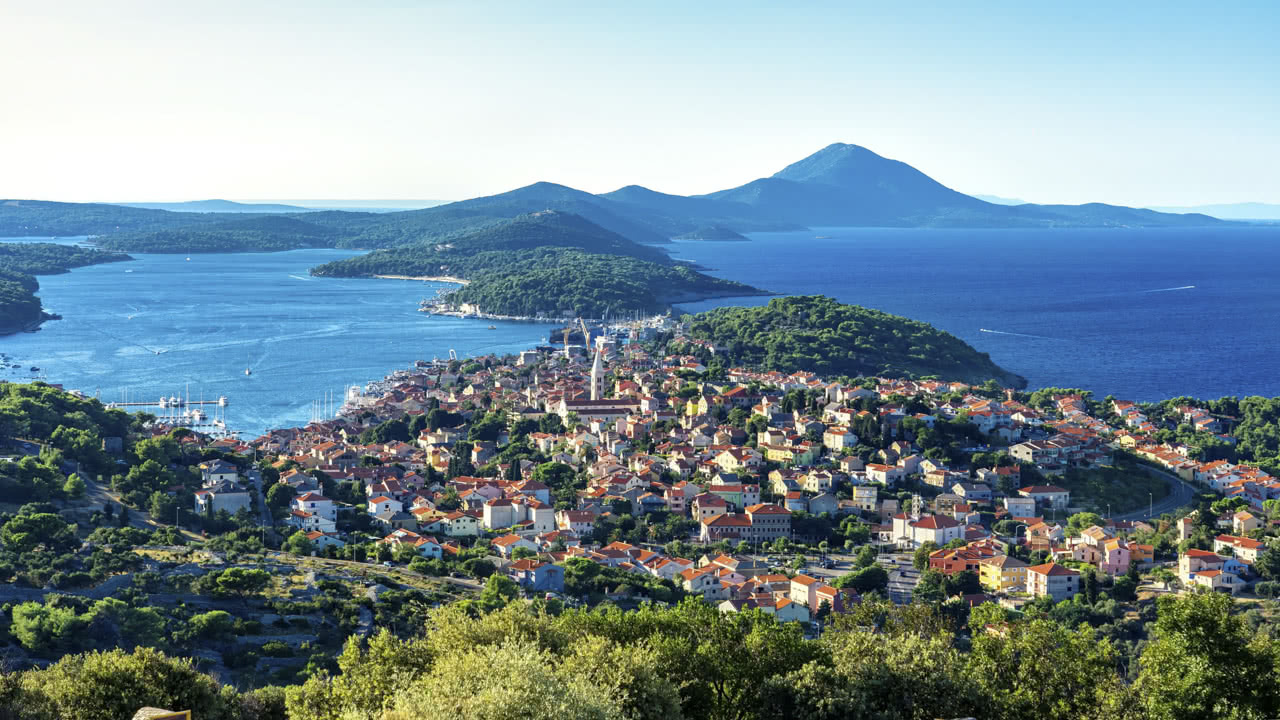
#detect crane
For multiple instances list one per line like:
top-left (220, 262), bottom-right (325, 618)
top-left (563, 326), bottom-right (572, 359)
top-left (578, 317), bottom-right (592, 354)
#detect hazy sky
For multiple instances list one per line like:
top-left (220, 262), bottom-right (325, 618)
top-left (1, 1), bottom-right (1276, 206)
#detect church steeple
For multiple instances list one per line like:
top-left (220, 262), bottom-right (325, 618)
top-left (590, 347), bottom-right (604, 400)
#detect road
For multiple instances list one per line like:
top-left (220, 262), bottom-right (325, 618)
top-left (1112, 464), bottom-right (1198, 522)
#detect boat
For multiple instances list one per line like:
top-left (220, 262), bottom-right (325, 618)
top-left (487, 325), bottom-right (497, 330)
top-left (244, 368), bottom-right (252, 376)
top-left (124, 269), bottom-right (134, 273)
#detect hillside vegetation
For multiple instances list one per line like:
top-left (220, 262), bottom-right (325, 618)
top-left (0, 243), bottom-right (132, 333)
top-left (312, 212), bottom-right (766, 316)
top-left (677, 295), bottom-right (1025, 386)
top-left (3, 593), bottom-right (1276, 720)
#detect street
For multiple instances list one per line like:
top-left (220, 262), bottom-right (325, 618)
top-left (1112, 465), bottom-right (1197, 522)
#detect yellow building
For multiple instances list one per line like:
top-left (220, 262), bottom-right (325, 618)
top-left (978, 554), bottom-right (1029, 592)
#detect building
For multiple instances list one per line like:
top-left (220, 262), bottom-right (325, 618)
top-left (507, 559), bottom-right (565, 593)
top-left (978, 554), bottom-right (1028, 592)
top-left (1018, 485), bottom-right (1071, 510)
top-left (194, 479), bottom-right (252, 516)
top-left (699, 503), bottom-right (792, 543)
top-left (199, 459), bottom-right (239, 485)
top-left (1026, 562), bottom-right (1080, 601)
top-left (1214, 534), bottom-right (1263, 563)
top-left (1003, 496), bottom-right (1036, 517)
top-left (891, 512), bottom-right (964, 548)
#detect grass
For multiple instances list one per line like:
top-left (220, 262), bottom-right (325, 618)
top-left (1055, 461), bottom-right (1170, 514)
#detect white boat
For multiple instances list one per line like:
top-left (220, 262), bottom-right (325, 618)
top-left (244, 368), bottom-right (251, 376)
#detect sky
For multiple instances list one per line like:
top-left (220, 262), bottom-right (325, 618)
top-left (1, 1), bottom-right (1276, 206)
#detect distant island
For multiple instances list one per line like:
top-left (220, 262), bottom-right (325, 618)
top-left (668, 294), bottom-right (1026, 387)
top-left (0, 142), bottom-right (1239, 327)
top-left (673, 225), bottom-right (749, 241)
top-left (2, 142), bottom-right (1233, 248)
top-left (0, 243), bottom-right (132, 334)
top-left (312, 211), bottom-right (767, 317)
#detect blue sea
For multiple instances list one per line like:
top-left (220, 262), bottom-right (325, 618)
top-left (669, 226), bottom-right (1280, 402)
top-left (0, 240), bottom-right (556, 437)
top-left (2, 226), bottom-right (1278, 437)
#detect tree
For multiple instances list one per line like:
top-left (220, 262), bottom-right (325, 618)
top-left (1135, 592), bottom-right (1280, 720)
top-left (477, 574), bottom-right (521, 612)
top-left (284, 530), bottom-right (315, 556)
top-left (1066, 512), bottom-right (1104, 537)
top-left (61, 473), bottom-right (85, 499)
top-left (11, 602), bottom-right (86, 655)
top-left (831, 565), bottom-right (888, 593)
top-left (912, 541), bottom-right (938, 571)
top-left (214, 567), bottom-right (272, 602)
top-left (149, 491), bottom-right (177, 524)
top-left (913, 569), bottom-right (947, 604)
top-left (854, 545), bottom-right (877, 568)
top-left (1254, 542), bottom-right (1280, 581)
top-left (968, 617), bottom-right (1129, 720)
top-left (764, 613), bottom-right (983, 720)
top-left (14, 647), bottom-right (236, 720)
top-left (1, 511), bottom-right (77, 554)
top-left (511, 546), bottom-right (535, 561)
top-left (383, 639), bottom-right (626, 720)
top-left (265, 482), bottom-right (296, 515)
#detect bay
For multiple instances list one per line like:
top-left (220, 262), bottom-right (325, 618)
top-left (0, 241), bottom-right (556, 437)
top-left (670, 226), bottom-right (1280, 402)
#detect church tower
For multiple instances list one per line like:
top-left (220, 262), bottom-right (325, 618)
top-left (590, 347), bottom-right (605, 400)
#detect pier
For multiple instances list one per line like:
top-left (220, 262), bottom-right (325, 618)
top-left (104, 387), bottom-right (237, 437)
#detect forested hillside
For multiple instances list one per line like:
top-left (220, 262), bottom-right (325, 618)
top-left (0, 243), bottom-right (132, 333)
top-left (675, 295), bottom-right (1025, 386)
top-left (313, 212), bottom-right (766, 316)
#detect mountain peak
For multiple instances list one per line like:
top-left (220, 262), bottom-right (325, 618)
top-left (770, 143), bottom-right (910, 187)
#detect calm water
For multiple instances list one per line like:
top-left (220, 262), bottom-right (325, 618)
top-left (671, 226), bottom-right (1280, 402)
top-left (0, 240), bottom-right (555, 436)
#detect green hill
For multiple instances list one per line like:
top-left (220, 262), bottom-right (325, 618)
top-left (312, 211), bottom-right (766, 316)
top-left (0, 243), bottom-right (132, 333)
top-left (678, 294), bottom-right (1025, 386)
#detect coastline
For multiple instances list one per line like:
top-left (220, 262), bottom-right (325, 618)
top-left (374, 274), bottom-right (470, 285)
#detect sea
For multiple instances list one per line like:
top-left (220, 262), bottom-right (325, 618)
top-left (2, 226), bottom-right (1278, 437)
top-left (669, 225), bottom-right (1280, 403)
top-left (0, 238), bottom-right (556, 437)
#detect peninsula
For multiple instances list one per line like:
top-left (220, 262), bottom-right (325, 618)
top-left (311, 210), bottom-right (768, 318)
top-left (0, 242), bottom-right (133, 334)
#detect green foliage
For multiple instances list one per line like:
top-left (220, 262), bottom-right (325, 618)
top-left (676, 295), bottom-right (1024, 386)
top-left (1135, 591), bottom-right (1280, 720)
top-left (1, 510), bottom-right (77, 554)
top-left (0, 243), bottom-right (131, 331)
top-left (12, 647), bottom-right (239, 720)
top-left (312, 213), bottom-right (761, 317)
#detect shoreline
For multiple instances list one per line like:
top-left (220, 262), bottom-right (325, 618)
top-left (373, 274), bottom-right (470, 286)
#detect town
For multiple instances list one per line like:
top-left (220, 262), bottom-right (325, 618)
top-left (176, 328), bottom-right (1279, 621)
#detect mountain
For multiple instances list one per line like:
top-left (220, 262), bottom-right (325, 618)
top-left (343, 182), bottom-right (674, 247)
top-left (2, 143), bottom-right (1233, 246)
top-left (1147, 202), bottom-right (1280, 221)
top-left (700, 143), bottom-right (1226, 229)
top-left (116, 199), bottom-right (313, 213)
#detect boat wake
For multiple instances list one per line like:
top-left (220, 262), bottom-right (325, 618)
top-left (1143, 285), bottom-right (1195, 293)
top-left (979, 328), bottom-right (1055, 340)
top-left (288, 275), bottom-right (314, 282)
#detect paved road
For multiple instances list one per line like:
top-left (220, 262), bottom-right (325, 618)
top-left (1113, 465), bottom-right (1198, 522)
